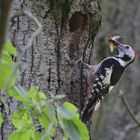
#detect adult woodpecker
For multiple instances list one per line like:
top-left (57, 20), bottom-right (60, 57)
top-left (80, 36), bottom-right (136, 123)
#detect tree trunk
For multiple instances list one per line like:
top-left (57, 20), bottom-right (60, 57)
top-left (0, 0), bottom-right (101, 139)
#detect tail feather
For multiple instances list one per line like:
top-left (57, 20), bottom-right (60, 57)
top-left (81, 98), bottom-right (97, 123)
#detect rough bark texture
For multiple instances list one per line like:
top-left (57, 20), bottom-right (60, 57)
top-left (0, 0), bottom-right (101, 139)
top-left (92, 0), bottom-right (140, 140)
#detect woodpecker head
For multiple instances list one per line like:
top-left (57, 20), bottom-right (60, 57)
top-left (108, 36), bottom-right (136, 66)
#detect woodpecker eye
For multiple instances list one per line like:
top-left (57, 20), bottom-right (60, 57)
top-left (125, 46), bottom-right (129, 49)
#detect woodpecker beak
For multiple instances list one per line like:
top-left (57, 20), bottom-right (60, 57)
top-left (108, 36), bottom-right (122, 52)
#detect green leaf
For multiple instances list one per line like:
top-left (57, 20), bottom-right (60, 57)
top-left (27, 86), bottom-right (47, 101)
top-left (0, 60), bottom-right (16, 89)
top-left (2, 51), bottom-right (15, 64)
top-left (8, 85), bottom-right (27, 102)
top-left (64, 102), bottom-right (78, 114)
top-left (39, 109), bottom-right (50, 129)
top-left (28, 86), bottom-right (39, 95)
top-left (14, 84), bottom-right (27, 98)
top-left (62, 119), bottom-right (81, 140)
top-left (8, 128), bottom-right (35, 140)
top-left (0, 41), bottom-right (17, 89)
top-left (59, 117), bottom-right (89, 140)
top-left (25, 87), bottom-right (47, 112)
top-left (57, 104), bottom-right (89, 140)
top-left (27, 86), bottom-right (39, 101)
top-left (38, 91), bottom-right (47, 100)
top-left (8, 132), bottom-right (22, 140)
top-left (9, 108), bottom-right (35, 140)
top-left (39, 105), bottom-right (57, 137)
top-left (10, 108), bottom-right (33, 131)
top-left (72, 117), bottom-right (89, 140)
top-left (4, 41), bottom-right (16, 56)
top-left (50, 94), bottom-right (65, 100)
top-left (0, 112), bottom-right (3, 127)
top-left (40, 123), bottom-right (55, 140)
top-left (57, 105), bottom-right (76, 119)
top-left (35, 132), bottom-right (41, 140)
top-left (0, 41), bottom-right (19, 89)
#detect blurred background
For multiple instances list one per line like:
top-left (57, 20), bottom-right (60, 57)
top-left (92, 0), bottom-right (140, 139)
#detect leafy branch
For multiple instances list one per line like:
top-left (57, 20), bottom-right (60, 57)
top-left (0, 41), bottom-right (89, 140)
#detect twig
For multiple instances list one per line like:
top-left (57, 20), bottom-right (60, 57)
top-left (119, 91), bottom-right (140, 127)
top-left (0, 1), bottom-right (12, 57)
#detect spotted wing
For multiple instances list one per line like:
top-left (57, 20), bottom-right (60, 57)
top-left (81, 64), bottom-right (114, 122)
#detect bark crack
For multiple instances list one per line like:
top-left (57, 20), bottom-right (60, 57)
top-left (56, 39), bottom-right (61, 95)
top-left (53, 10), bottom-right (62, 95)
top-left (0, 102), bottom-right (4, 140)
top-left (29, 44), bottom-right (34, 88)
top-left (48, 59), bottom-right (52, 90)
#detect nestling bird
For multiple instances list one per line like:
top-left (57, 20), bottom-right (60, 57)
top-left (80, 36), bottom-right (136, 122)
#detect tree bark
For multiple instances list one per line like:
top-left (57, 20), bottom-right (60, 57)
top-left (0, 0), bottom-right (101, 139)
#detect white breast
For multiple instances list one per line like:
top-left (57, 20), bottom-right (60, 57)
top-left (102, 65), bottom-right (114, 85)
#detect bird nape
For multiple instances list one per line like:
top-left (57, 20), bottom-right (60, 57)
top-left (80, 36), bottom-right (136, 123)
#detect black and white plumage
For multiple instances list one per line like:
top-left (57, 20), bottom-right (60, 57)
top-left (80, 36), bottom-right (136, 122)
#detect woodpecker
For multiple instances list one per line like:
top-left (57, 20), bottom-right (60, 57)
top-left (80, 36), bottom-right (136, 122)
